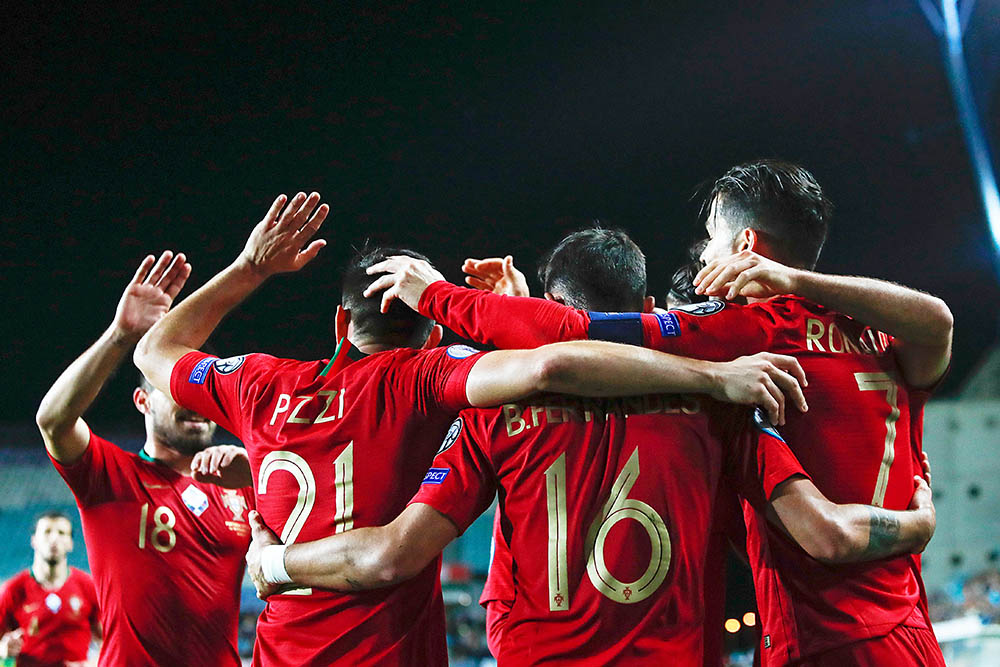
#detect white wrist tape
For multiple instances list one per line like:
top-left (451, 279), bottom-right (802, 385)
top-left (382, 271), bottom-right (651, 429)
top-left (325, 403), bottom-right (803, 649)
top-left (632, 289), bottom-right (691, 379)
top-left (260, 544), bottom-right (292, 585)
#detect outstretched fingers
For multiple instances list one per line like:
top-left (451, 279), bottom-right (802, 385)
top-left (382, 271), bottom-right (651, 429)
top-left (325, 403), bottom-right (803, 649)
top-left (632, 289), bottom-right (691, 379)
top-left (129, 255), bottom-right (156, 286)
top-left (143, 251), bottom-right (175, 286)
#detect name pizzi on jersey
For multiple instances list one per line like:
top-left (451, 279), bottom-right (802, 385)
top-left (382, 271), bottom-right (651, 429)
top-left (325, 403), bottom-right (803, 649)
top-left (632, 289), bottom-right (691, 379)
top-left (270, 388), bottom-right (346, 426)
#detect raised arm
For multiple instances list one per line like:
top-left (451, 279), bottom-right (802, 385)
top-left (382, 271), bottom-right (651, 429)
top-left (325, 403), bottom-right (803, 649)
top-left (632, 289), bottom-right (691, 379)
top-left (246, 504), bottom-right (456, 597)
top-left (363, 255), bottom-right (590, 349)
top-left (36, 252), bottom-right (191, 464)
top-left (695, 250), bottom-right (953, 388)
top-left (134, 192), bottom-right (329, 398)
top-left (768, 474), bottom-right (935, 564)
top-left (466, 344), bottom-right (809, 425)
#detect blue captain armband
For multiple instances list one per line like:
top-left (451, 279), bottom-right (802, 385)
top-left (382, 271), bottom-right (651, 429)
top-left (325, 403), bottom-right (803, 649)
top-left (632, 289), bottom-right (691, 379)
top-left (587, 312), bottom-right (645, 346)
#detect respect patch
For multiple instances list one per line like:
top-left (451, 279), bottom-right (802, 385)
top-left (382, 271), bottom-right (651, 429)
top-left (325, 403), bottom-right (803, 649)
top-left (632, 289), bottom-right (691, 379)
top-left (188, 357), bottom-right (217, 385)
top-left (422, 468), bottom-right (450, 484)
top-left (655, 312), bottom-right (681, 337)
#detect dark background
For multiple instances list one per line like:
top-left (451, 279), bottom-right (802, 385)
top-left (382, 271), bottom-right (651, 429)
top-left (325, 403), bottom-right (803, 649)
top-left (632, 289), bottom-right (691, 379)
top-left (3, 1), bottom-right (999, 431)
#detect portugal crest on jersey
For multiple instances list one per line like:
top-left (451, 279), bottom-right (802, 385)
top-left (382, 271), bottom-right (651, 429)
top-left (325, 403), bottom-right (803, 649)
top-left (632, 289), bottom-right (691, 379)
top-left (221, 489), bottom-right (248, 522)
top-left (69, 595), bottom-right (83, 614)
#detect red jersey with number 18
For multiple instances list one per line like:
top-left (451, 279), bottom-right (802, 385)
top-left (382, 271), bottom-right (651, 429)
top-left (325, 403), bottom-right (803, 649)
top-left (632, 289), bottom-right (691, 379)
top-left (170, 345), bottom-right (483, 667)
top-left (412, 395), bottom-right (807, 666)
top-left (0, 567), bottom-right (98, 667)
top-left (50, 433), bottom-right (253, 666)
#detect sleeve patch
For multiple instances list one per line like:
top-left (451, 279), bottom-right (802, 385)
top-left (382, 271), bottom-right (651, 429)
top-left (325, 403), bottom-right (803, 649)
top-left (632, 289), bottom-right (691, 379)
top-left (752, 408), bottom-right (785, 442)
top-left (422, 468), bottom-right (451, 484)
top-left (438, 418), bottom-right (463, 455)
top-left (587, 311), bottom-right (643, 347)
top-left (188, 357), bottom-right (218, 385)
top-left (447, 345), bottom-right (479, 359)
top-left (655, 312), bottom-right (681, 337)
top-left (671, 300), bottom-right (725, 316)
top-left (214, 356), bottom-right (246, 374)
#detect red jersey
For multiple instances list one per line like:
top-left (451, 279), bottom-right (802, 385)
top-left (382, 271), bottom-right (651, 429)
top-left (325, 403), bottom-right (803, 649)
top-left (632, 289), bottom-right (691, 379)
top-left (418, 281), bottom-right (934, 662)
top-left (50, 433), bottom-right (253, 667)
top-left (411, 396), bottom-right (806, 666)
top-left (170, 345), bottom-right (483, 666)
top-left (0, 567), bottom-right (98, 667)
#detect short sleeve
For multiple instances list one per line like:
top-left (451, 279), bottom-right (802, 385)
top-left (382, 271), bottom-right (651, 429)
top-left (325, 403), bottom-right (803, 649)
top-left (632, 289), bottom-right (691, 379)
top-left (49, 431), bottom-right (131, 508)
top-left (729, 409), bottom-right (810, 503)
top-left (588, 302), bottom-right (773, 361)
top-left (409, 414), bottom-right (497, 534)
top-left (405, 346), bottom-right (487, 413)
top-left (170, 351), bottom-right (278, 438)
top-left (0, 577), bottom-right (17, 632)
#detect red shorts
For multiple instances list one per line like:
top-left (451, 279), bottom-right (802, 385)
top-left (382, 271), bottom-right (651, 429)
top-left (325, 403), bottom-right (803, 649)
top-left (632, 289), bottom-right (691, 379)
top-left (792, 623), bottom-right (945, 667)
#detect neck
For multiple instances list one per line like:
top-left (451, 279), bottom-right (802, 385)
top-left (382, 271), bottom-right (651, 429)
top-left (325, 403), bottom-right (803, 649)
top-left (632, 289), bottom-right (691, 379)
top-left (32, 558), bottom-right (68, 589)
top-left (142, 439), bottom-right (195, 475)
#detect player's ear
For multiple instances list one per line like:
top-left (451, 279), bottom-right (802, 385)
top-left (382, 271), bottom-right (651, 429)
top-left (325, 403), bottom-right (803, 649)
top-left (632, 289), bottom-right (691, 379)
top-left (335, 305), bottom-right (351, 344)
top-left (544, 292), bottom-right (566, 305)
top-left (421, 324), bottom-right (444, 350)
top-left (642, 295), bottom-right (656, 313)
top-left (736, 228), bottom-right (758, 253)
top-left (133, 387), bottom-right (150, 415)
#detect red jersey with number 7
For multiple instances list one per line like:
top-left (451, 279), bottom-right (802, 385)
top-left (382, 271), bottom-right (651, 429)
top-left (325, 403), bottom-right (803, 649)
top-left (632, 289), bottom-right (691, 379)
top-left (170, 345), bottom-right (483, 667)
top-left (412, 396), bottom-right (807, 666)
top-left (417, 282), bottom-right (935, 663)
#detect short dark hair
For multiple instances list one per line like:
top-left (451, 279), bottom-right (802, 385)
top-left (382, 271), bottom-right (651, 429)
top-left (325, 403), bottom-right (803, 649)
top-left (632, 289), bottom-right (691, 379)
top-left (704, 159), bottom-right (832, 269)
top-left (33, 510), bottom-right (73, 538)
top-left (138, 372), bottom-right (153, 393)
top-left (342, 246), bottom-right (435, 347)
top-left (666, 239), bottom-right (709, 308)
top-left (537, 226), bottom-right (647, 312)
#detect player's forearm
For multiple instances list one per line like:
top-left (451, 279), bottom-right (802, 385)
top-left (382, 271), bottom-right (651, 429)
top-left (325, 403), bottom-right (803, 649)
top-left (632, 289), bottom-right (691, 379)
top-left (535, 341), bottom-right (720, 397)
top-left (283, 527), bottom-right (419, 591)
top-left (790, 271), bottom-right (953, 348)
top-left (419, 281), bottom-right (589, 349)
top-left (36, 325), bottom-right (132, 456)
top-left (825, 504), bottom-right (934, 563)
top-left (136, 259), bottom-right (265, 392)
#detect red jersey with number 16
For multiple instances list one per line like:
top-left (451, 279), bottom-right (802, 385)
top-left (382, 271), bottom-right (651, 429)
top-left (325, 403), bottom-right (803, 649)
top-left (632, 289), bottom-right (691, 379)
top-left (417, 282), bottom-right (934, 663)
top-left (412, 395), bottom-right (807, 666)
top-left (171, 345), bottom-right (483, 667)
top-left (0, 567), bottom-right (98, 667)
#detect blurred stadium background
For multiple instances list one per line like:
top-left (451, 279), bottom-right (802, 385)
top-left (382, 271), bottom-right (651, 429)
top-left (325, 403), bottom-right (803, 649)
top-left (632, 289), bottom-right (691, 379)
top-left (3, 1), bottom-right (1000, 664)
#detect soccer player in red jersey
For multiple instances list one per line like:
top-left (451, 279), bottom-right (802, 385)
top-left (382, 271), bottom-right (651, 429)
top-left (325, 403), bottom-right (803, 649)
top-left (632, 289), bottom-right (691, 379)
top-left (241, 226), bottom-right (934, 666)
top-left (134, 193), bottom-right (816, 666)
top-left (366, 162), bottom-right (951, 665)
top-left (0, 511), bottom-right (100, 667)
top-left (35, 252), bottom-right (255, 667)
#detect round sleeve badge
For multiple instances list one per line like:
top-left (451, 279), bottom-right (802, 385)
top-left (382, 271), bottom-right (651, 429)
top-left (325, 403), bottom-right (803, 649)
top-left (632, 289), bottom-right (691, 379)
top-left (437, 417), bottom-right (464, 455)
top-left (213, 356), bottom-right (246, 374)
top-left (446, 344), bottom-right (479, 359)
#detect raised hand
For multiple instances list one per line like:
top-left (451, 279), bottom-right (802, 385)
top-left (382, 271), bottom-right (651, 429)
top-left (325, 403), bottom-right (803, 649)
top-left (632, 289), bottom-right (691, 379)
top-left (112, 251), bottom-right (192, 344)
top-left (239, 192), bottom-right (330, 277)
top-left (245, 511), bottom-right (282, 599)
top-left (191, 445), bottom-right (252, 489)
top-left (0, 628), bottom-right (23, 659)
top-left (708, 352), bottom-right (808, 426)
top-left (363, 255), bottom-right (446, 314)
top-left (694, 250), bottom-right (802, 301)
top-left (462, 255), bottom-right (530, 297)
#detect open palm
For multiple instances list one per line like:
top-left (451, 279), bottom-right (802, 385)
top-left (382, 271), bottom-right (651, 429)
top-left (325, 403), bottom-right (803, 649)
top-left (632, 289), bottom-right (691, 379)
top-left (113, 251), bottom-right (191, 340)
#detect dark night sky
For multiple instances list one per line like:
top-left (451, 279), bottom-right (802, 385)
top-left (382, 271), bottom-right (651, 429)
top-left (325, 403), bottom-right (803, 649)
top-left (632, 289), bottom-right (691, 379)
top-left (3, 1), bottom-right (999, 433)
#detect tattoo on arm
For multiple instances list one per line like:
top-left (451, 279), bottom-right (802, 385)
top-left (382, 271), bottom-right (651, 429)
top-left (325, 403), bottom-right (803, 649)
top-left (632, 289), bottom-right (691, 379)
top-left (864, 507), bottom-right (901, 557)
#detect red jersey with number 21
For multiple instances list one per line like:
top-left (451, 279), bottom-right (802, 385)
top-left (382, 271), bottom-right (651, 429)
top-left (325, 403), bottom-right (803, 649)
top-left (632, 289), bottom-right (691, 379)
top-left (171, 345), bottom-right (482, 667)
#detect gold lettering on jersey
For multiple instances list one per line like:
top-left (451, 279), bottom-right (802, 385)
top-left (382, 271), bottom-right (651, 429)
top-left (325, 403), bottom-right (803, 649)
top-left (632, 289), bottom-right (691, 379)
top-left (502, 396), bottom-right (702, 437)
top-left (288, 396), bottom-right (313, 424)
top-left (806, 318), bottom-right (888, 356)
top-left (28, 616), bottom-right (38, 636)
top-left (270, 390), bottom-right (347, 427)
top-left (544, 453), bottom-right (570, 612)
top-left (806, 318), bottom-right (826, 351)
top-left (333, 443), bottom-right (354, 533)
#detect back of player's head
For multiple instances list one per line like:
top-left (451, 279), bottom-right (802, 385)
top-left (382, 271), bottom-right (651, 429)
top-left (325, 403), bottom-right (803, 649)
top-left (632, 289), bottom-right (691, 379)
top-left (33, 510), bottom-right (73, 538)
top-left (705, 159), bottom-right (832, 269)
top-left (342, 246), bottom-right (436, 347)
top-left (537, 226), bottom-right (647, 312)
